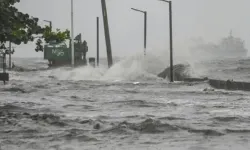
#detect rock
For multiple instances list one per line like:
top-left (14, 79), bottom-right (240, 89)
top-left (23, 112), bottom-right (30, 116)
top-left (158, 64), bottom-right (191, 81)
top-left (48, 76), bottom-right (55, 79)
top-left (80, 119), bottom-right (91, 124)
top-left (71, 96), bottom-right (78, 99)
top-left (93, 123), bottom-right (101, 130)
top-left (203, 88), bottom-right (215, 92)
top-left (3, 87), bottom-right (26, 93)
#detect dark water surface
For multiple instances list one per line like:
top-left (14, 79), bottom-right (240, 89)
top-left (0, 57), bottom-right (250, 150)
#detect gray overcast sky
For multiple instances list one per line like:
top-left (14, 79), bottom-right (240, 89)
top-left (13, 0), bottom-right (250, 58)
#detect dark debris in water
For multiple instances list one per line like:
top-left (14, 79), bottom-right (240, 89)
top-left (158, 116), bottom-right (185, 121)
top-left (225, 129), bottom-right (250, 133)
top-left (108, 99), bottom-right (168, 108)
top-left (93, 118), bottom-right (235, 137)
top-left (203, 88), bottom-right (215, 92)
top-left (131, 118), bottom-right (179, 133)
top-left (48, 76), bottom-right (56, 79)
top-left (97, 118), bottom-right (179, 135)
top-left (93, 123), bottom-right (101, 130)
top-left (79, 119), bottom-right (93, 124)
top-left (48, 128), bottom-right (98, 142)
top-left (213, 105), bottom-right (228, 108)
top-left (31, 114), bottom-right (67, 127)
top-left (2, 85), bottom-right (38, 93)
top-left (0, 106), bottom-right (68, 128)
top-left (62, 133), bottom-right (98, 142)
top-left (70, 95), bottom-right (78, 99)
top-left (33, 84), bottom-right (48, 89)
top-left (213, 116), bottom-right (239, 122)
top-left (3, 87), bottom-right (27, 93)
top-left (0, 104), bottom-right (25, 111)
top-left (63, 104), bottom-right (94, 110)
top-left (187, 129), bottom-right (224, 136)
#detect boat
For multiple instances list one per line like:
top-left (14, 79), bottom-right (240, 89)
top-left (190, 31), bottom-right (248, 59)
top-left (44, 33), bottom-right (91, 68)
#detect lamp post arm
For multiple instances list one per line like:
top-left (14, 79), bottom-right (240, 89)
top-left (131, 8), bottom-right (146, 13)
top-left (158, 0), bottom-right (170, 3)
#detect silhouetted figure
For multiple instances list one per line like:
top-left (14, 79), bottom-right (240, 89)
top-left (83, 40), bottom-right (88, 64)
top-left (12, 62), bottom-right (15, 69)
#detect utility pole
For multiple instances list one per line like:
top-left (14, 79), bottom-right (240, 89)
top-left (159, 0), bottom-right (174, 82)
top-left (131, 8), bottom-right (147, 56)
top-left (97, 17), bottom-right (99, 67)
top-left (169, 1), bottom-right (173, 82)
top-left (71, 0), bottom-right (75, 67)
top-left (101, 0), bottom-right (113, 68)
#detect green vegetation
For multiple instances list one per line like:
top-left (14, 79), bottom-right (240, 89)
top-left (0, 0), bottom-right (70, 54)
top-left (36, 26), bottom-right (70, 52)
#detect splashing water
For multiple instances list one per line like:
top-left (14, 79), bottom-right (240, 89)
top-left (45, 52), bottom-right (174, 81)
top-left (9, 50), bottom-right (199, 82)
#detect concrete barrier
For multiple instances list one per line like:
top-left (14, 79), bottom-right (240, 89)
top-left (0, 73), bottom-right (9, 84)
top-left (184, 77), bottom-right (209, 82)
top-left (209, 79), bottom-right (250, 91)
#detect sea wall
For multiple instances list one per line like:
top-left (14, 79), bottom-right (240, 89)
top-left (209, 79), bottom-right (250, 91)
top-left (157, 64), bottom-right (250, 92)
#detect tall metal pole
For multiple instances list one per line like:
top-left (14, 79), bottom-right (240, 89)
top-left (97, 17), bottom-right (99, 67)
top-left (144, 12), bottom-right (147, 56)
top-left (158, 0), bottom-right (174, 82)
top-left (169, 1), bottom-right (173, 82)
top-left (131, 8), bottom-right (147, 56)
top-left (49, 22), bottom-right (52, 32)
top-left (101, 0), bottom-right (113, 68)
top-left (9, 41), bottom-right (11, 70)
top-left (44, 20), bottom-right (52, 32)
top-left (2, 53), bottom-right (6, 85)
top-left (3, 54), bottom-right (6, 73)
top-left (71, 0), bottom-right (75, 67)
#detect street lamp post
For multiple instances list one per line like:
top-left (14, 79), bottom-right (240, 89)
top-left (71, 0), bottom-right (75, 67)
top-left (97, 17), bottom-right (99, 67)
top-left (43, 20), bottom-right (52, 32)
top-left (131, 8), bottom-right (147, 56)
top-left (159, 0), bottom-right (174, 82)
top-left (8, 41), bottom-right (11, 70)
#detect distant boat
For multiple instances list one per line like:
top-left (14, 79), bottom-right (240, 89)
top-left (190, 31), bottom-right (248, 59)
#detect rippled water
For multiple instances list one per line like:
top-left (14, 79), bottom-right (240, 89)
top-left (1, 55), bottom-right (250, 150)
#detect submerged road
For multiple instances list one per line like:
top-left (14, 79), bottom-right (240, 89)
top-left (0, 57), bottom-right (250, 150)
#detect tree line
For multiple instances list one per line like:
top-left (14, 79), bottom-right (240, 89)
top-left (0, 0), bottom-right (70, 55)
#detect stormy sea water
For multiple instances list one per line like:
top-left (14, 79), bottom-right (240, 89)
top-left (1, 54), bottom-right (250, 150)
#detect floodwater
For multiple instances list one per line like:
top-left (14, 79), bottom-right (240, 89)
top-left (0, 55), bottom-right (250, 150)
